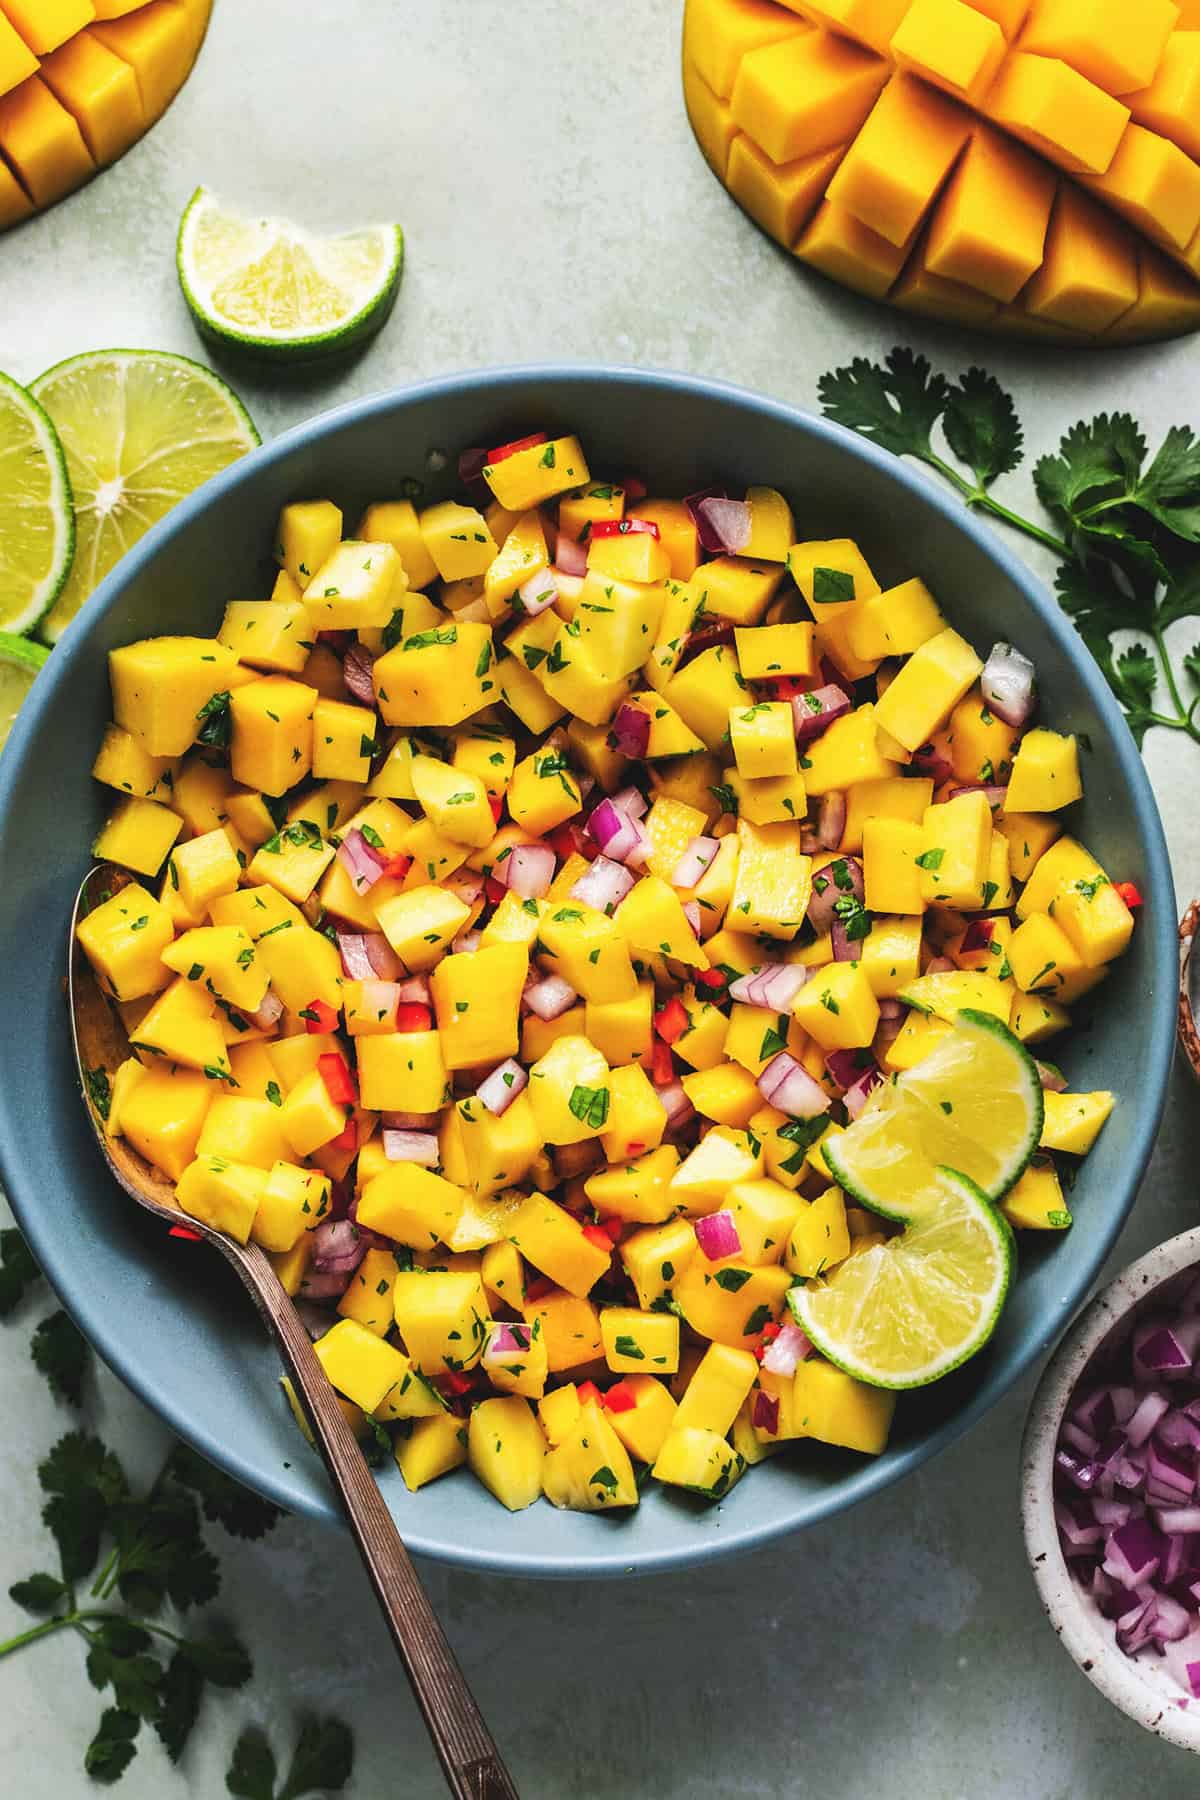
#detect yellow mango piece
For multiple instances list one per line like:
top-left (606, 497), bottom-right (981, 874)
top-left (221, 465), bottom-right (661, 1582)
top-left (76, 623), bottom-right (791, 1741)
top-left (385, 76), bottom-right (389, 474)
top-left (663, 645), bottom-right (747, 749)
top-left (785, 1184), bottom-right (852, 1278)
top-left (373, 620), bottom-right (495, 729)
top-left (924, 121), bottom-right (1058, 301)
top-left (1040, 1089), bottom-right (1115, 1154)
top-left (728, 817), bottom-right (810, 939)
top-left (1010, 989), bottom-right (1071, 1044)
top-left (685, 0), bottom-right (806, 98)
top-left (375, 883), bottom-right (470, 971)
top-left (728, 1176), bottom-right (805, 1264)
top-left (826, 72), bottom-right (972, 247)
top-left (251, 1159), bottom-right (330, 1252)
top-left (1001, 1157), bottom-right (1072, 1230)
top-left (891, 0), bottom-right (1006, 105)
top-left (583, 985), bottom-right (656, 1067)
top-left (483, 436), bottom-right (589, 512)
top-left (681, 1060), bottom-right (763, 1127)
top-left (315, 1318), bottom-right (411, 1414)
top-left (620, 1218), bottom-right (699, 1310)
top-left (118, 1065), bottom-right (212, 1180)
top-left (731, 26), bottom-right (888, 164)
top-left (1049, 871), bottom-right (1134, 969)
top-left (983, 51), bottom-right (1130, 175)
top-left (734, 621), bottom-right (817, 680)
top-left (358, 498), bottom-right (439, 590)
top-left (274, 500), bottom-right (341, 588)
top-left (455, 1091), bottom-right (540, 1200)
top-left (417, 502), bottom-right (497, 582)
top-left (793, 1357), bottom-right (895, 1454)
top-left (1023, 180), bottom-right (1143, 330)
top-left (0, 72), bottom-right (92, 206)
top-left (521, 1289), bottom-right (604, 1373)
top-left (730, 699), bottom-right (797, 779)
top-left (671, 1341), bottom-right (759, 1437)
top-left (483, 510), bottom-right (549, 613)
top-left (669, 1125), bottom-right (763, 1215)
top-left (392, 1268), bottom-right (490, 1376)
top-left (542, 1398), bottom-right (639, 1510)
top-left (38, 29), bottom-right (143, 165)
top-left (526, 1034), bottom-right (611, 1148)
top-left (918, 790), bottom-right (992, 908)
top-left (2, 0), bottom-right (92, 58)
top-left (653, 1426), bottom-right (745, 1500)
top-left (91, 793), bottom-right (182, 879)
top-left (109, 636), bottom-right (236, 759)
top-left (467, 1396), bottom-right (545, 1511)
top-left (600, 1305), bottom-right (680, 1375)
top-left (1021, 0), bottom-right (1177, 99)
top-left (794, 196), bottom-right (908, 295)
top-left (618, 871), bottom-right (710, 967)
top-left (791, 960), bottom-right (879, 1050)
top-left (585, 1145), bottom-right (682, 1225)
top-left (1126, 31), bottom-right (1200, 165)
top-left (394, 1413), bottom-right (468, 1491)
top-left (1081, 123), bottom-right (1200, 255)
top-left (1008, 911), bottom-right (1109, 1005)
top-left (673, 1256), bottom-right (792, 1351)
top-left (1006, 728), bottom-right (1083, 811)
top-left (175, 1155), bottom-right (263, 1243)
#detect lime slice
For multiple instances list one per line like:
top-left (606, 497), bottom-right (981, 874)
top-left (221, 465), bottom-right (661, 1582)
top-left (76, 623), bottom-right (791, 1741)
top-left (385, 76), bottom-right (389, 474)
top-left (177, 187), bottom-right (404, 361)
top-left (30, 349), bottom-right (259, 644)
top-left (825, 1010), bottom-right (1043, 1222)
top-left (0, 370), bottom-right (74, 635)
top-left (0, 631), bottom-right (50, 754)
top-left (790, 1167), bottom-right (1015, 1388)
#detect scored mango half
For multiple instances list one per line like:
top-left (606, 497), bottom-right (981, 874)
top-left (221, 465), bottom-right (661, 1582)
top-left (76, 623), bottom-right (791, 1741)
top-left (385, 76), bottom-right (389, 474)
top-left (0, 0), bottom-right (212, 231)
top-left (683, 0), bottom-right (1200, 344)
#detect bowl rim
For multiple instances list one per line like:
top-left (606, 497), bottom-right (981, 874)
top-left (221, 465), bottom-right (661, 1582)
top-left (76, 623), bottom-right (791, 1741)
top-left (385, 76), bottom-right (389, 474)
top-left (0, 362), bottom-right (1179, 1576)
top-left (1022, 1226), bottom-right (1200, 1753)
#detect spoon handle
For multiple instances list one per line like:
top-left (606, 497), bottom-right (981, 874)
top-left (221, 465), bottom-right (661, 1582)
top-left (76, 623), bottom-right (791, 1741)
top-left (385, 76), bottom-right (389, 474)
top-left (231, 1239), bottom-right (519, 1800)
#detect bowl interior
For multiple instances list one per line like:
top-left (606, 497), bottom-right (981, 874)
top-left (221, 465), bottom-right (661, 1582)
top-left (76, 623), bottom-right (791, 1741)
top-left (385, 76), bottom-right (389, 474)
top-left (1023, 1230), bottom-right (1200, 1751)
top-left (0, 367), bottom-right (1176, 1577)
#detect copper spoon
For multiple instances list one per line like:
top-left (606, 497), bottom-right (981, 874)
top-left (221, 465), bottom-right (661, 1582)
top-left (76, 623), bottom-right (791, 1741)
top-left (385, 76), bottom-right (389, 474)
top-left (69, 865), bottom-right (519, 1800)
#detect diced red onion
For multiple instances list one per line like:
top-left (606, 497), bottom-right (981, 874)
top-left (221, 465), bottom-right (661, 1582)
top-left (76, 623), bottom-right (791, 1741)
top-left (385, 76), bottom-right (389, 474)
top-left (342, 643), bottom-right (377, 708)
top-left (982, 642), bottom-right (1036, 729)
top-left (1092, 1497), bottom-right (1134, 1528)
top-left (555, 534), bottom-right (589, 577)
top-left (1165, 1629), bottom-right (1200, 1696)
top-left (695, 1211), bottom-right (741, 1262)
top-left (382, 1108), bottom-right (438, 1130)
top-left (517, 568), bottom-right (560, 616)
top-left (792, 684), bottom-right (852, 747)
top-left (610, 784), bottom-right (648, 821)
top-left (588, 796), bottom-right (650, 867)
top-left (524, 974), bottom-right (577, 1021)
top-left (1135, 1320), bottom-right (1198, 1376)
top-left (655, 1080), bottom-right (694, 1129)
top-left (252, 990), bottom-right (285, 1032)
top-left (913, 739), bottom-right (955, 785)
top-left (571, 855), bottom-right (635, 916)
top-left (844, 1068), bottom-right (884, 1119)
top-left (447, 870), bottom-right (485, 907)
top-left (831, 919), bottom-right (861, 963)
top-left (1105, 1519), bottom-right (1163, 1589)
top-left (297, 1267), bottom-right (353, 1302)
top-left (728, 962), bottom-right (810, 1011)
top-left (611, 703), bottom-right (651, 759)
top-left (872, 1005), bottom-right (907, 1061)
top-left (924, 954), bottom-right (956, 975)
top-left (482, 1321), bottom-right (533, 1367)
top-left (311, 1219), bottom-right (366, 1275)
top-left (500, 843), bottom-right (556, 899)
top-left (960, 920), bottom-right (995, 955)
top-left (1125, 1393), bottom-right (1171, 1448)
top-left (806, 854), bottom-right (864, 934)
top-left (451, 929), bottom-right (481, 954)
top-left (458, 445), bottom-right (491, 502)
top-left (337, 827), bottom-right (386, 895)
top-left (826, 1049), bottom-right (871, 1091)
top-left (683, 900), bottom-right (701, 939)
top-left (339, 930), bottom-right (383, 980)
top-left (1056, 1501), bottom-right (1106, 1554)
top-left (672, 836), bottom-right (720, 890)
top-left (395, 975), bottom-right (431, 1006)
top-left (757, 1051), bottom-right (830, 1120)
top-left (1035, 1060), bottom-right (1069, 1094)
top-left (686, 490), bottom-right (751, 554)
top-left (477, 1058), bottom-right (527, 1116)
top-left (752, 1390), bottom-right (780, 1435)
top-left (1160, 1408), bottom-right (1200, 1451)
top-left (762, 1320), bottom-right (812, 1376)
top-left (382, 1129), bottom-right (439, 1165)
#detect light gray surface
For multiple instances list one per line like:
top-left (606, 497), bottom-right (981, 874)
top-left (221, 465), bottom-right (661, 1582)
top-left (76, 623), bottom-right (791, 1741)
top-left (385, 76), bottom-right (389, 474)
top-left (0, 1), bottom-right (1198, 1793)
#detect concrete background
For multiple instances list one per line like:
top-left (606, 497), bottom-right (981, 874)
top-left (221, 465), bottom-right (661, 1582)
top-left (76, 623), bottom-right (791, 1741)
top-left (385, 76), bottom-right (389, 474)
top-left (2, 1), bottom-right (1200, 1793)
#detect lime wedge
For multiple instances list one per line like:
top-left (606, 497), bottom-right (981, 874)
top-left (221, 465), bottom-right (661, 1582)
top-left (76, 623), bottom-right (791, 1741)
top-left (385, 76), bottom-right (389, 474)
top-left (29, 349), bottom-right (259, 644)
top-left (0, 370), bottom-right (74, 635)
top-left (790, 1167), bottom-right (1015, 1389)
top-left (0, 631), bottom-right (49, 755)
top-left (177, 187), bottom-right (404, 361)
top-left (825, 1011), bottom-right (1043, 1222)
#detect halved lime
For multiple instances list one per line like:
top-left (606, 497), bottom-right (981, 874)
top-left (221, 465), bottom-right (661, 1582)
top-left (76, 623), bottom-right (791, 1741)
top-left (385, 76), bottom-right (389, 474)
top-left (177, 187), bottom-right (404, 361)
top-left (790, 1167), bottom-right (1015, 1389)
top-left (0, 632), bottom-right (49, 755)
top-left (30, 349), bottom-right (259, 644)
top-left (0, 370), bottom-right (74, 635)
top-left (825, 1011), bottom-right (1043, 1222)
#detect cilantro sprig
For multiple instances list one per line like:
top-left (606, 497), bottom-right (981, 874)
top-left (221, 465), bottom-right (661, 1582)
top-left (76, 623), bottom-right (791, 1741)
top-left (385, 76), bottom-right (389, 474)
top-left (819, 347), bottom-right (1200, 747)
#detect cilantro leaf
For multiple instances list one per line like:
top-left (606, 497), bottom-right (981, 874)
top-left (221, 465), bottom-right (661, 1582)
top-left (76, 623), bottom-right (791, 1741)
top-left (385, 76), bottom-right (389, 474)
top-left (39, 1431), bottom-right (129, 1584)
top-left (155, 1647), bottom-right (205, 1763)
top-left (1185, 644), bottom-right (1200, 686)
top-left (31, 1308), bottom-right (89, 1405)
top-left (180, 1625), bottom-right (253, 1689)
top-left (1034, 414), bottom-right (1147, 521)
top-left (111, 1486), bottom-right (219, 1614)
top-left (168, 1442), bottom-right (285, 1540)
top-left (279, 1716), bottom-right (355, 1798)
top-left (0, 1225), bottom-right (40, 1316)
top-left (85, 1624), bottom-right (163, 1721)
top-left (227, 1727), bottom-right (278, 1799)
top-left (8, 1571), bottom-right (67, 1613)
top-left (84, 1707), bottom-right (140, 1784)
top-left (1135, 425), bottom-right (1200, 542)
top-left (196, 691), bottom-right (233, 751)
top-left (942, 367), bottom-right (1023, 488)
top-left (818, 347), bottom-right (949, 461)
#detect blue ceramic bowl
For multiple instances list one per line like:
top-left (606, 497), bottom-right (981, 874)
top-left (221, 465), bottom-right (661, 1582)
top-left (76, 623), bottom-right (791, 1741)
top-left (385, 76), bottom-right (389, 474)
top-left (0, 366), bottom-right (1176, 1578)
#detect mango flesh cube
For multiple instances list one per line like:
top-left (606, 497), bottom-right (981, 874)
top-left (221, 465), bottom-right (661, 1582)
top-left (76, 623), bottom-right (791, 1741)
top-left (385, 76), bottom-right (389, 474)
top-left (93, 794), bottom-right (182, 877)
top-left (229, 676), bottom-right (317, 797)
top-left (120, 1065), bottom-right (213, 1179)
top-left (468, 1397), bottom-right (545, 1512)
top-left (890, 0), bottom-right (1007, 105)
top-left (0, 12), bottom-right (37, 97)
top-left (825, 73), bottom-right (973, 247)
top-left (91, 0), bottom-right (213, 120)
top-left (1110, 242), bottom-right (1200, 342)
top-left (731, 27), bottom-right (889, 163)
top-left (795, 197), bottom-right (909, 295)
top-left (965, 0), bottom-right (1031, 32)
top-left (175, 1155), bottom-right (264, 1243)
top-left (891, 239), bottom-right (1002, 324)
top-left (791, 959), bottom-right (880, 1049)
top-left (1005, 727), bottom-right (1083, 810)
top-left (682, 56), bottom-right (739, 178)
top-left (109, 637), bottom-right (236, 758)
top-left (793, 1357), bottom-right (895, 1454)
top-left (1126, 32), bottom-right (1200, 164)
top-left (1019, 0), bottom-right (1178, 98)
top-left (76, 882), bottom-right (174, 1002)
top-left (686, 0), bottom-right (807, 97)
top-left (1040, 1089), bottom-right (1115, 1154)
top-left (315, 1318), bottom-right (411, 1415)
top-left (38, 30), bottom-right (143, 165)
top-left (982, 52), bottom-right (1130, 175)
top-left (372, 620), bottom-right (494, 729)
top-left (2, 0), bottom-right (95, 56)
top-left (799, 0), bottom-right (916, 56)
top-left (874, 627), bottom-right (983, 751)
top-left (219, 598), bottom-right (311, 674)
top-left (924, 122), bottom-right (1057, 298)
top-left (1080, 123), bottom-right (1200, 254)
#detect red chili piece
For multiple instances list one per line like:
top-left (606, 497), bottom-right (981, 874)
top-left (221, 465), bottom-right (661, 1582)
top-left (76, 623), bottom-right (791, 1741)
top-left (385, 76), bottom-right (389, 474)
top-left (488, 431), bottom-right (548, 464)
top-left (654, 996), bottom-right (689, 1044)
top-left (603, 1380), bottom-right (637, 1414)
top-left (649, 1038), bottom-right (674, 1086)
top-left (588, 517), bottom-right (660, 540)
top-left (396, 1003), bottom-right (433, 1032)
top-left (576, 1380), bottom-right (603, 1407)
top-left (302, 998), bottom-right (339, 1034)
top-left (318, 1053), bottom-right (358, 1107)
top-left (169, 1225), bottom-right (203, 1242)
top-left (1115, 881), bottom-right (1144, 909)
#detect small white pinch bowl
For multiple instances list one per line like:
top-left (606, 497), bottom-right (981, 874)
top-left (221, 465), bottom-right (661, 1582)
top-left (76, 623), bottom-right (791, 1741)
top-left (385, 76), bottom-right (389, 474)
top-left (1022, 1225), bottom-right (1200, 1754)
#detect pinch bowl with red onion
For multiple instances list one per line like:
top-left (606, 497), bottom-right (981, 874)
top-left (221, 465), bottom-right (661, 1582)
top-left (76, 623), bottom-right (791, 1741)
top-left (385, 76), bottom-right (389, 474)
top-left (1023, 1228), bottom-right (1200, 1753)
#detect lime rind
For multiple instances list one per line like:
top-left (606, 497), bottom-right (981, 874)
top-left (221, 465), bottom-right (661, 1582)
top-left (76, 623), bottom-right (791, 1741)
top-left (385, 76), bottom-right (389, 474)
top-left (0, 368), bottom-right (75, 636)
top-left (824, 1009), bottom-right (1043, 1224)
top-left (30, 348), bottom-right (259, 645)
top-left (790, 1166), bottom-right (1016, 1390)
top-left (0, 630), bottom-right (50, 753)
top-left (177, 187), bottom-right (404, 362)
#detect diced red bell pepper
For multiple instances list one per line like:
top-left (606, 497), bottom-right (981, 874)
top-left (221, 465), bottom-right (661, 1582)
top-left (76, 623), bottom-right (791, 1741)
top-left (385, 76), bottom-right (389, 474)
top-left (753, 1319), bottom-right (783, 1363)
top-left (302, 998), bottom-right (339, 1034)
top-left (581, 1224), bottom-right (614, 1251)
top-left (649, 1038), bottom-right (674, 1086)
top-left (654, 996), bottom-right (689, 1044)
top-left (381, 853), bottom-right (413, 882)
top-left (603, 1380), bottom-right (637, 1414)
top-left (485, 876), bottom-right (508, 906)
top-left (318, 1053), bottom-right (358, 1108)
top-left (620, 475), bottom-right (648, 501)
top-left (695, 967), bottom-right (726, 990)
top-left (396, 1002), bottom-right (433, 1033)
top-left (588, 517), bottom-right (660, 540)
top-left (547, 822), bottom-right (583, 861)
top-left (576, 1379), bottom-right (603, 1407)
top-left (600, 1216), bottom-right (624, 1244)
top-left (524, 1275), bottom-right (556, 1303)
top-left (328, 1118), bottom-right (357, 1155)
top-left (1115, 881), bottom-right (1144, 909)
top-left (436, 1369), bottom-right (476, 1397)
top-left (761, 675), bottom-right (818, 702)
top-left (488, 431), bottom-right (548, 464)
top-left (488, 794), bottom-right (504, 824)
top-left (169, 1224), bottom-right (204, 1242)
